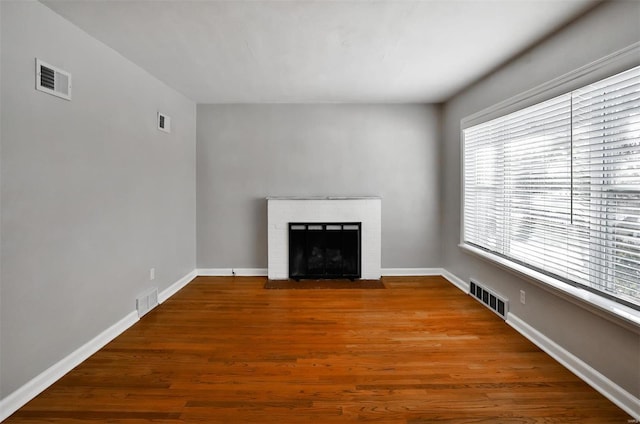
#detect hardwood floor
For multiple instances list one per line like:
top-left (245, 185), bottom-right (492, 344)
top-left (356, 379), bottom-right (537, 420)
top-left (5, 276), bottom-right (632, 423)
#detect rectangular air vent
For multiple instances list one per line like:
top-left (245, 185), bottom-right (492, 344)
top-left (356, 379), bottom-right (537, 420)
top-left (157, 112), bottom-right (171, 133)
top-left (469, 280), bottom-right (508, 319)
top-left (35, 59), bottom-right (71, 100)
top-left (136, 287), bottom-right (159, 318)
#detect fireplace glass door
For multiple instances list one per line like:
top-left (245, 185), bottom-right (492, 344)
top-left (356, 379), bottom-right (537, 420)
top-left (289, 222), bottom-right (361, 280)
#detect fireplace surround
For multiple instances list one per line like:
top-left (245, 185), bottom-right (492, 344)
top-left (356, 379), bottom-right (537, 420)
top-left (267, 197), bottom-right (381, 280)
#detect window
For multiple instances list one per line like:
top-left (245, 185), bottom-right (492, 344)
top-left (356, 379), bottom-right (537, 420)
top-left (463, 65), bottom-right (640, 311)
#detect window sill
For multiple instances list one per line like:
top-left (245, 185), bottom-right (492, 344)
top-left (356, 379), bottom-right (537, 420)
top-left (458, 243), bottom-right (640, 334)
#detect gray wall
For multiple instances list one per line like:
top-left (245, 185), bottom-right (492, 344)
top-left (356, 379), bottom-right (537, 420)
top-left (197, 104), bottom-right (440, 269)
top-left (0, 1), bottom-right (196, 397)
top-left (441, 1), bottom-right (640, 397)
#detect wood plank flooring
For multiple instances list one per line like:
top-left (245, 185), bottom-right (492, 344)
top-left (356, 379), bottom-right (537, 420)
top-left (5, 276), bottom-right (632, 423)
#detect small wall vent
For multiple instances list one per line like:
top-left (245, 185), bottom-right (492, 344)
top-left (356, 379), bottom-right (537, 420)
top-left (35, 58), bottom-right (71, 100)
top-left (136, 287), bottom-right (159, 318)
top-left (469, 280), bottom-right (508, 319)
top-left (157, 112), bottom-right (171, 133)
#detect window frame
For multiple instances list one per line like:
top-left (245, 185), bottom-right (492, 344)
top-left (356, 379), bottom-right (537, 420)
top-left (459, 42), bottom-right (640, 333)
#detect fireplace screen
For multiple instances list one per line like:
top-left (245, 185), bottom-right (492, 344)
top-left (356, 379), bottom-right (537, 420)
top-left (289, 222), bottom-right (361, 280)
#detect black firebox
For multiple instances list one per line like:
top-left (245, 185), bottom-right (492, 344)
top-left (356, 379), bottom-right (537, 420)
top-left (289, 222), bottom-right (361, 280)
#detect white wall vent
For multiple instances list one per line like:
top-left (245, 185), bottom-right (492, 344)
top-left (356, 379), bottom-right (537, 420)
top-left (35, 58), bottom-right (71, 100)
top-left (469, 280), bottom-right (508, 319)
top-left (157, 112), bottom-right (171, 133)
top-left (136, 287), bottom-right (159, 318)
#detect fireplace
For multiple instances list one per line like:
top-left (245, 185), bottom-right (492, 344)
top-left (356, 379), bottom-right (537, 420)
top-left (267, 197), bottom-right (381, 280)
top-left (289, 222), bottom-right (361, 280)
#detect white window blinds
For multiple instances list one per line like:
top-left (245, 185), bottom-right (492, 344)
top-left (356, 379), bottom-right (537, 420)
top-left (463, 65), bottom-right (640, 309)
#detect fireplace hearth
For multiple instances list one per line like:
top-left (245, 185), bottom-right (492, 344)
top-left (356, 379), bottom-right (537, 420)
top-left (289, 222), bottom-right (361, 280)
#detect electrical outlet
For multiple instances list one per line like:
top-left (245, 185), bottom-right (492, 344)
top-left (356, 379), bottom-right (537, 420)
top-left (150, 268), bottom-right (155, 281)
top-left (520, 290), bottom-right (526, 305)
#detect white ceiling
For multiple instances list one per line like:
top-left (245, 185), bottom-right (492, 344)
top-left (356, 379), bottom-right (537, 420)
top-left (42, 0), bottom-right (597, 104)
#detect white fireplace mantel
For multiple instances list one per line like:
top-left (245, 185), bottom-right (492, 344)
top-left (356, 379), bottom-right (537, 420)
top-left (267, 197), bottom-right (382, 280)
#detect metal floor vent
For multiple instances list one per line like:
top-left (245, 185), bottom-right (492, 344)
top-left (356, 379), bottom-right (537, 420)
top-left (469, 280), bottom-right (508, 319)
top-left (136, 288), bottom-right (159, 318)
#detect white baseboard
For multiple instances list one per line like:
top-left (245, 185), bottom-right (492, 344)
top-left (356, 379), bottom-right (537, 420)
top-left (199, 268), bottom-right (443, 278)
top-left (381, 268), bottom-right (444, 276)
top-left (0, 310), bottom-right (139, 422)
top-left (159, 270), bottom-right (198, 303)
top-left (197, 268), bottom-right (268, 277)
top-left (440, 269), bottom-right (470, 293)
top-left (507, 313), bottom-right (640, 420)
